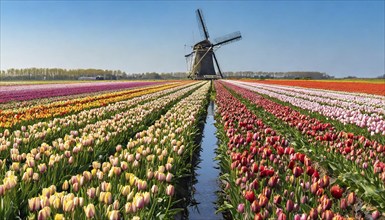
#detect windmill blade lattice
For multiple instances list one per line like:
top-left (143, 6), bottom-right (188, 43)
top-left (213, 31), bottom-right (242, 47)
top-left (196, 9), bottom-right (210, 40)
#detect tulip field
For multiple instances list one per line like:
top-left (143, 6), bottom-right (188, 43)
top-left (0, 79), bottom-right (384, 219)
top-left (215, 80), bottom-right (384, 220)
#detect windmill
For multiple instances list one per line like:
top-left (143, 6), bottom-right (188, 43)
top-left (185, 9), bottom-right (242, 79)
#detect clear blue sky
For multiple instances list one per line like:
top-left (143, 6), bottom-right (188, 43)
top-left (1, 1), bottom-right (384, 78)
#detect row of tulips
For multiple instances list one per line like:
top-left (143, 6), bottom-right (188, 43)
top-left (214, 81), bottom-right (381, 219)
top-left (0, 83), bottom-right (157, 111)
top-left (243, 79), bottom-right (385, 96)
top-left (232, 81), bottom-right (385, 135)
top-left (239, 80), bottom-right (385, 114)
top-left (225, 81), bottom-right (385, 183)
top-left (24, 81), bottom-right (211, 220)
top-left (0, 81), bottom-right (201, 182)
top-left (0, 82), bottom-right (182, 129)
top-left (221, 80), bottom-right (385, 211)
top-left (0, 82), bottom-right (194, 160)
top-left (255, 83), bottom-right (385, 118)
top-left (0, 81), bottom-right (163, 104)
top-left (0, 82), bottom-right (204, 218)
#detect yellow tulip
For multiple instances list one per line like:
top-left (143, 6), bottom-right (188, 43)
top-left (63, 199), bottom-right (74, 212)
top-left (133, 194), bottom-right (144, 209)
top-left (84, 203), bottom-right (95, 219)
top-left (91, 168), bottom-right (97, 176)
top-left (143, 192), bottom-right (150, 205)
top-left (28, 197), bottom-right (40, 212)
top-left (113, 200), bottom-right (120, 210)
top-left (11, 162), bottom-right (20, 171)
top-left (62, 180), bottom-right (69, 191)
top-left (124, 202), bottom-right (133, 213)
top-left (127, 191), bottom-right (135, 201)
top-left (121, 185), bottom-right (130, 196)
top-left (53, 197), bottom-right (61, 209)
top-left (54, 214), bottom-right (65, 220)
top-left (32, 172), bottom-right (39, 181)
top-left (37, 207), bottom-right (51, 220)
top-left (108, 210), bottom-right (119, 220)
top-left (99, 192), bottom-right (105, 202)
top-left (104, 192), bottom-right (113, 205)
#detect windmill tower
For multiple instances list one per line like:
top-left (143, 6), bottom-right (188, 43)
top-left (185, 9), bottom-right (242, 80)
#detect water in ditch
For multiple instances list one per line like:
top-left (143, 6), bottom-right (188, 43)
top-left (187, 100), bottom-right (222, 220)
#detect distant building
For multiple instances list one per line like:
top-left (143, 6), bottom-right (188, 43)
top-left (78, 76), bottom-right (104, 80)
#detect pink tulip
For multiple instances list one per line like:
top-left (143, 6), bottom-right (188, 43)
top-left (237, 203), bottom-right (245, 213)
top-left (166, 185), bottom-right (175, 196)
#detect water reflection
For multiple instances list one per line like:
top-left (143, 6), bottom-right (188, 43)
top-left (187, 101), bottom-right (222, 220)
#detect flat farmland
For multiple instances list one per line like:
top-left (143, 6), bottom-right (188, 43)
top-left (0, 80), bottom-right (384, 219)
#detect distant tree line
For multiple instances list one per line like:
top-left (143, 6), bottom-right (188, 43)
top-left (223, 71), bottom-right (332, 79)
top-left (126, 72), bottom-right (188, 80)
top-left (127, 71), bottom-right (332, 80)
top-left (0, 68), bottom-right (335, 80)
top-left (0, 68), bottom-right (127, 81)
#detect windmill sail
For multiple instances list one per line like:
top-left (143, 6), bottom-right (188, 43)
top-left (196, 9), bottom-right (210, 40)
top-left (212, 52), bottom-right (223, 78)
top-left (213, 31), bottom-right (242, 47)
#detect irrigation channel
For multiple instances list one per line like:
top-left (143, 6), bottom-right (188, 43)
top-left (188, 101), bottom-right (223, 220)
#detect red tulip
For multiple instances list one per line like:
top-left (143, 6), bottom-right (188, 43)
top-left (251, 162), bottom-right (259, 173)
top-left (308, 208), bottom-right (318, 220)
top-left (312, 170), bottom-right (320, 179)
top-left (259, 195), bottom-right (268, 208)
top-left (262, 187), bottom-right (272, 198)
top-left (304, 156), bottom-right (312, 166)
top-left (323, 210), bottom-right (334, 220)
top-left (251, 200), bottom-right (260, 213)
top-left (277, 212), bottom-right (286, 220)
top-left (288, 160), bottom-right (295, 169)
top-left (340, 198), bottom-right (347, 210)
top-left (273, 195), bottom-right (282, 205)
top-left (260, 169), bottom-right (274, 178)
top-left (300, 195), bottom-right (308, 204)
top-left (296, 153), bottom-right (305, 163)
top-left (286, 200), bottom-right (294, 212)
top-left (277, 146), bottom-right (284, 155)
top-left (322, 175), bottom-right (330, 187)
top-left (316, 188), bottom-right (324, 196)
top-left (330, 185), bottom-right (343, 199)
top-left (245, 190), bottom-right (255, 202)
top-left (322, 197), bottom-right (332, 211)
top-left (306, 166), bottom-right (315, 176)
top-left (250, 179), bottom-right (259, 190)
top-left (293, 166), bottom-right (303, 177)
top-left (254, 213), bottom-right (263, 220)
top-left (268, 175), bottom-right (278, 187)
top-left (310, 182), bottom-right (318, 195)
